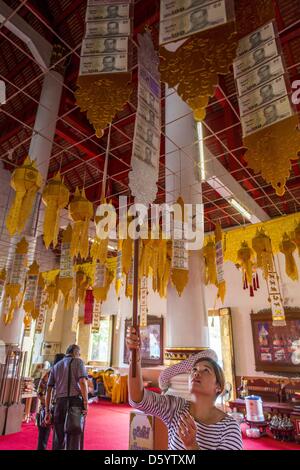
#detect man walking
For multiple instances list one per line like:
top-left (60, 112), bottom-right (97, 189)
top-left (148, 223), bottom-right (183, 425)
top-left (45, 344), bottom-right (88, 450)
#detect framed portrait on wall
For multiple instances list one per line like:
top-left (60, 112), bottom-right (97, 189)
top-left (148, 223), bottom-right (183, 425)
top-left (124, 315), bottom-right (163, 366)
top-left (251, 308), bottom-right (300, 373)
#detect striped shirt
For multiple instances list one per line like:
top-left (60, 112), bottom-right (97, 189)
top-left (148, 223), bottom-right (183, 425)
top-left (130, 389), bottom-right (243, 450)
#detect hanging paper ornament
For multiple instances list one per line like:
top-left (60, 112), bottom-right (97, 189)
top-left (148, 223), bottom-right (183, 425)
top-left (42, 173), bottom-right (69, 249)
top-left (3, 237), bottom-right (28, 325)
top-left (6, 157), bottom-right (42, 236)
top-left (0, 268), bottom-right (6, 301)
top-left (140, 276), bottom-right (148, 327)
top-left (122, 237), bottom-right (133, 276)
top-left (150, 239), bottom-right (160, 293)
top-left (139, 239), bottom-right (153, 278)
top-left (76, 270), bottom-right (90, 305)
top-left (23, 260), bottom-right (39, 325)
top-left (125, 257), bottom-right (134, 300)
top-left (237, 241), bottom-right (255, 295)
top-left (90, 237), bottom-right (108, 264)
top-left (115, 240), bottom-right (123, 296)
top-left (84, 289), bottom-right (94, 325)
top-left (171, 197), bottom-right (189, 297)
top-left (58, 225), bottom-right (74, 305)
top-left (69, 188), bottom-right (93, 260)
top-left (252, 229), bottom-right (274, 279)
top-left (92, 300), bottom-right (101, 333)
top-left (93, 262), bottom-right (108, 302)
top-left (33, 274), bottom-right (45, 320)
top-left (215, 223), bottom-right (226, 303)
top-left (203, 238), bottom-right (217, 286)
top-left (280, 233), bottom-right (298, 281)
top-left (159, 241), bottom-right (172, 299)
top-left (44, 274), bottom-right (60, 311)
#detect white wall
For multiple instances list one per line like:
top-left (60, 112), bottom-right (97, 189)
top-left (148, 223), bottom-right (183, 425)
top-left (205, 253), bottom-right (300, 377)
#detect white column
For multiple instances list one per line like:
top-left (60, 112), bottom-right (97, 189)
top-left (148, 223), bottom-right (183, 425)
top-left (0, 49), bottom-right (64, 350)
top-left (164, 89), bottom-right (209, 397)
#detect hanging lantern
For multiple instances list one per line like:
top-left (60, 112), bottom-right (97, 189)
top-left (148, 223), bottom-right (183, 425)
top-left (280, 233), bottom-right (298, 281)
top-left (252, 229), bottom-right (274, 279)
top-left (237, 241), bottom-right (254, 295)
top-left (159, 241), bottom-right (172, 299)
top-left (42, 173), bottom-right (69, 249)
top-left (58, 225), bottom-right (74, 305)
top-left (34, 275), bottom-right (47, 332)
top-left (23, 260), bottom-right (39, 325)
top-left (90, 237), bottom-right (108, 264)
top-left (122, 237), bottom-right (133, 276)
top-left (69, 188), bottom-right (93, 260)
top-left (45, 274), bottom-right (59, 311)
top-left (76, 269), bottom-right (90, 305)
top-left (150, 239), bottom-right (160, 293)
top-left (0, 268), bottom-right (6, 301)
top-left (6, 157), bottom-right (42, 236)
top-left (3, 237), bottom-right (28, 325)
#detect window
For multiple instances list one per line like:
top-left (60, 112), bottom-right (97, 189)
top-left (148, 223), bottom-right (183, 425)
top-left (90, 316), bottom-right (113, 365)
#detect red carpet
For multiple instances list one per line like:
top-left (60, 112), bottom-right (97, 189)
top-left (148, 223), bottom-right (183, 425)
top-left (0, 401), bottom-right (299, 450)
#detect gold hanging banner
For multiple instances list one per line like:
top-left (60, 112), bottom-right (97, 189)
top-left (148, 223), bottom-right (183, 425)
top-left (6, 157), bottom-right (42, 236)
top-left (42, 173), bottom-right (69, 249)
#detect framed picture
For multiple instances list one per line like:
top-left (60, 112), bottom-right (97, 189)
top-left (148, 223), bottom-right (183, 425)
top-left (251, 308), bottom-right (300, 373)
top-left (124, 315), bottom-right (164, 366)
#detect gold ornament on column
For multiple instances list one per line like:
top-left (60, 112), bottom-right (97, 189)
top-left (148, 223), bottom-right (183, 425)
top-left (279, 233), bottom-right (298, 281)
top-left (3, 237), bottom-right (28, 325)
top-left (203, 238), bottom-right (217, 286)
top-left (69, 188), bottom-right (93, 260)
top-left (159, 22), bottom-right (238, 121)
top-left (292, 223), bottom-right (300, 256)
top-left (75, 75), bottom-right (133, 138)
top-left (6, 157), bottom-right (42, 236)
top-left (0, 268), bottom-right (6, 301)
top-left (42, 173), bottom-right (69, 248)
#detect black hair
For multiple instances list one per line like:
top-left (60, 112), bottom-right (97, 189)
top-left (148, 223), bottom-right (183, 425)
top-left (53, 353), bottom-right (65, 365)
top-left (193, 357), bottom-right (225, 396)
top-left (66, 344), bottom-right (80, 355)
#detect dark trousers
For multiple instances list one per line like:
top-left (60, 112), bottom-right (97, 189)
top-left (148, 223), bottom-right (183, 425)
top-left (53, 397), bottom-right (84, 450)
top-left (37, 424), bottom-right (51, 450)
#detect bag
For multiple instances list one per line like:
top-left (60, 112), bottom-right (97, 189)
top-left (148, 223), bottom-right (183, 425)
top-left (64, 358), bottom-right (85, 435)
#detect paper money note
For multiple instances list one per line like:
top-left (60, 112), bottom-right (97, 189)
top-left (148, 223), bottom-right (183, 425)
top-left (241, 95), bottom-right (293, 137)
top-left (86, 4), bottom-right (129, 22)
top-left (160, 0), bottom-right (216, 20)
top-left (135, 121), bottom-right (161, 152)
top-left (159, 0), bottom-right (227, 45)
top-left (132, 136), bottom-right (159, 170)
top-left (85, 19), bottom-right (131, 37)
top-left (137, 101), bottom-right (161, 131)
top-left (81, 36), bottom-right (128, 56)
top-left (237, 22), bottom-right (276, 57)
top-left (233, 39), bottom-right (279, 78)
top-left (236, 56), bottom-right (285, 97)
top-left (79, 54), bottom-right (128, 75)
top-left (238, 75), bottom-right (288, 116)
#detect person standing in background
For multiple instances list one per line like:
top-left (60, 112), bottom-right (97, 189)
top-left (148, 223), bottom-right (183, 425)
top-left (45, 344), bottom-right (88, 450)
top-left (36, 353), bottom-right (65, 450)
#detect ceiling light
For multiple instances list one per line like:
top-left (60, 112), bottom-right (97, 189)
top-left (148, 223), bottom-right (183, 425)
top-left (207, 176), bottom-right (232, 199)
top-left (229, 198), bottom-right (252, 221)
top-left (197, 121), bottom-right (206, 182)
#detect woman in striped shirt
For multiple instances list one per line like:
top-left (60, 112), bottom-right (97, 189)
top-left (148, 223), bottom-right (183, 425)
top-left (127, 327), bottom-right (242, 450)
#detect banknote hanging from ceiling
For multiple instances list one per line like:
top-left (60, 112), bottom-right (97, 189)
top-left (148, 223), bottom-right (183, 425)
top-left (76, 0), bottom-right (134, 138)
top-left (233, 2), bottom-right (300, 196)
top-left (128, 30), bottom-right (161, 207)
top-left (159, 0), bottom-right (238, 121)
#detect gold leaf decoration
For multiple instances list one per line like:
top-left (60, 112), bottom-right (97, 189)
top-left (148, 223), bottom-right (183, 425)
top-left (6, 157), bottom-right (42, 236)
top-left (69, 188), bottom-right (93, 260)
top-left (280, 233), bottom-right (298, 281)
top-left (75, 74), bottom-right (133, 138)
top-left (244, 116), bottom-right (300, 196)
top-left (159, 22), bottom-right (238, 121)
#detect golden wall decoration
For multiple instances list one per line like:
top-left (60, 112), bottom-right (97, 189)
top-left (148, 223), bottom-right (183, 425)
top-left (159, 22), bottom-right (238, 121)
top-left (244, 116), bottom-right (300, 196)
top-left (76, 74), bottom-right (133, 138)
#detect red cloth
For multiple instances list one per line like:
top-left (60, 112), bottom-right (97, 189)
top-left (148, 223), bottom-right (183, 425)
top-left (84, 289), bottom-right (94, 324)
